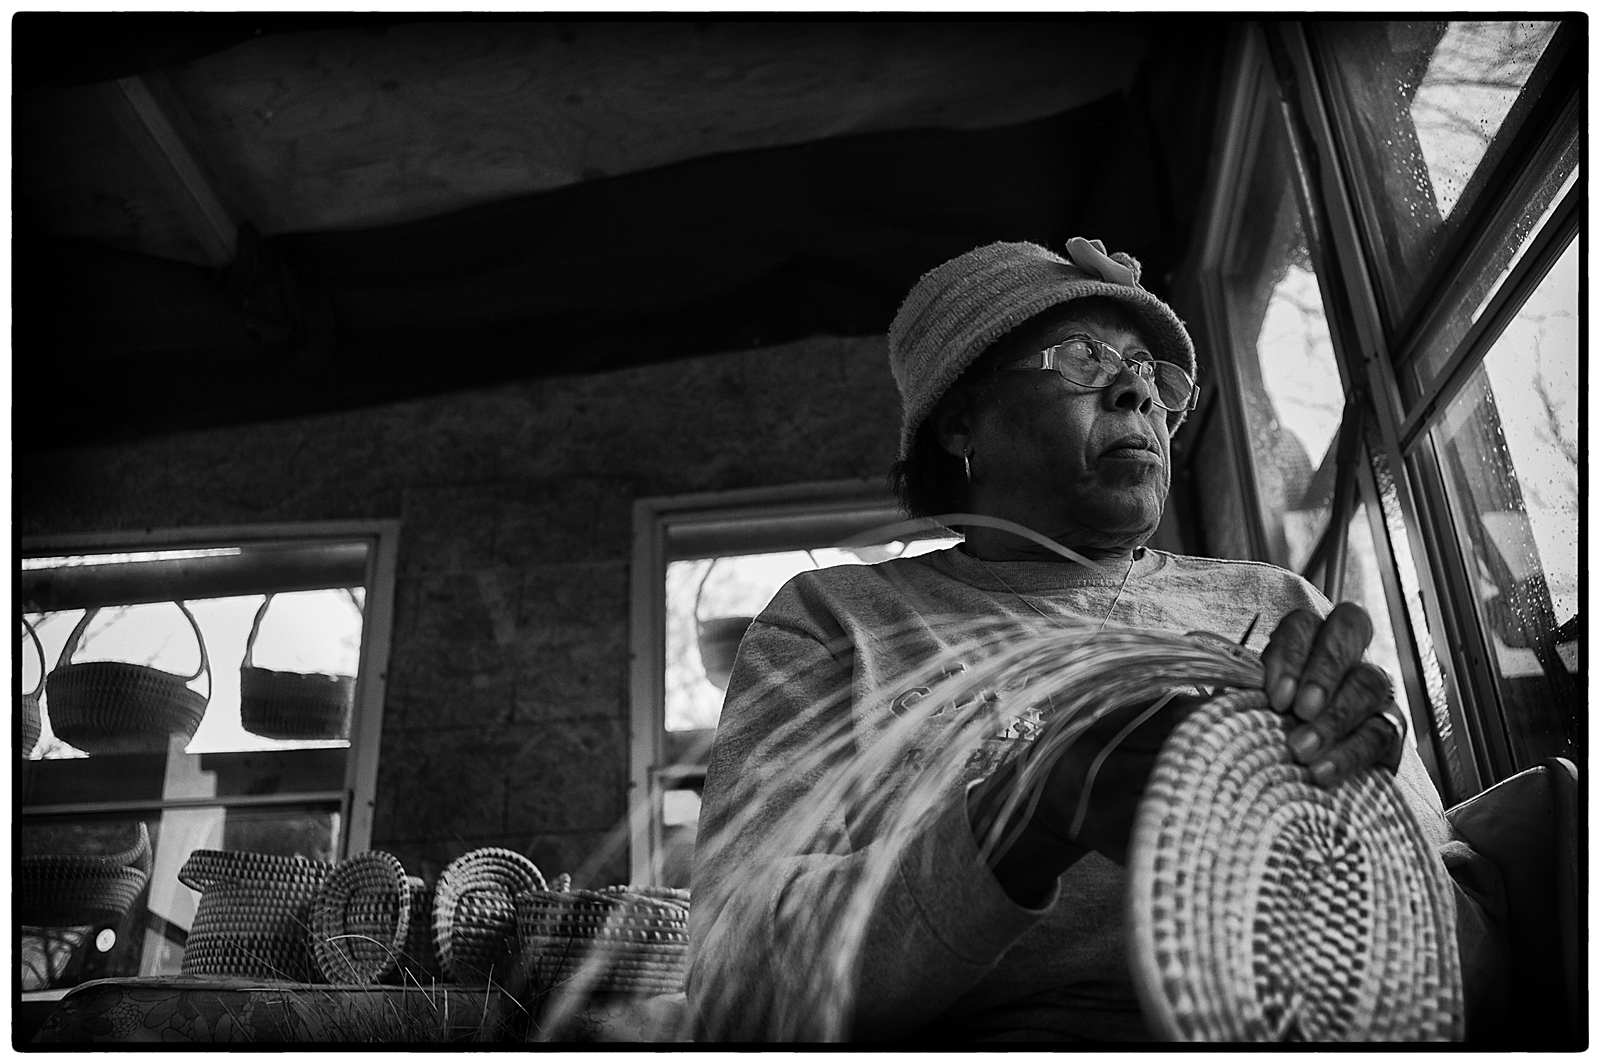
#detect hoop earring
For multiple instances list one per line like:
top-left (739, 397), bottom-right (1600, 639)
top-left (962, 448), bottom-right (973, 484)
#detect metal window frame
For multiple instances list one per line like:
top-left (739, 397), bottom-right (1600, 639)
top-left (17, 519), bottom-right (400, 858)
top-left (626, 479), bottom-right (914, 886)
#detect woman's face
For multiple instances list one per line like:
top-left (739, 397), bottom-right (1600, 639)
top-left (952, 305), bottom-right (1172, 550)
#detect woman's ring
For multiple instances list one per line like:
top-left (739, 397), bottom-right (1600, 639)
top-left (1379, 706), bottom-right (1408, 745)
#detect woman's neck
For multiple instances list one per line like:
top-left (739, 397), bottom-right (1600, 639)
top-left (958, 524), bottom-right (1143, 567)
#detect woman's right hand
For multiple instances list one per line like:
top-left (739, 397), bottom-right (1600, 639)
top-left (967, 693), bottom-right (1204, 906)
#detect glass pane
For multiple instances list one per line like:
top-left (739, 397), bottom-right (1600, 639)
top-left (1220, 103), bottom-right (1344, 571)
top-left (1406, 139), bottom-right (1577, 400)
top-left (1342, 504), bottom-right (1414, 731)
top-left (1315, 20), bottom-right (1562, 324)
top-left (664, 537), bottom-right (959, 734)
top-left (1426, 236), bottom-right (1579, 765)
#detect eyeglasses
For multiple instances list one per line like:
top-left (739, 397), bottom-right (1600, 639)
top-left (997, 335), bottom-right (1198, 415)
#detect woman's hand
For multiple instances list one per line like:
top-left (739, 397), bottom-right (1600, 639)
top-left (1262, 602), bottom-right (1407, 787)
top-left (968, 692), bottom-right (1204, 905)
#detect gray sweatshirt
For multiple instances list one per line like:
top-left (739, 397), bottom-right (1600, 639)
top-left (687, 546), bottom-right (1500, 1042)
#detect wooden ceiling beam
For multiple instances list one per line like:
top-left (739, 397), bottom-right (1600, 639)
top-left (97, 73), bottom-right (237, 266)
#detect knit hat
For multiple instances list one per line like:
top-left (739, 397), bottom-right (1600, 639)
top-left (888, 237), bottom-right (1196, 460)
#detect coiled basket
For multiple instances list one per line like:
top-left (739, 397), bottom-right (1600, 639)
top-left (18, 822), bottom-right (153, 927)
top-left (179, 849), bottom-right (334, 982)
top-left (239, 592), bottom-right (357, 741)
top-left (433, 848), bottom-right (546, 985)
top-left (515, 884), bottom-right (691, 996)
top-left (46, 603), bottom-right (211, 755)
top-left (1126, 689), bottom-right (1463, 1042)
top-left (311, 850), bottom-right (413, 984)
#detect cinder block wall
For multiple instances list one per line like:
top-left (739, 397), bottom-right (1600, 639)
top-left (17, 334), bottom-right (900, 887)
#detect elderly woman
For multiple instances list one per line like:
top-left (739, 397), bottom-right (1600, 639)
top-left (686, 239), bottom-right (1505, 1041)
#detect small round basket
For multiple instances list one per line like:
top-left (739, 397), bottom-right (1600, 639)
top-left (46, 603), bottom-right (211, 755)
top-left (433, 848), bottom-right (546, 985)
top-left (1126, 689), bottom-right (1463, 1042)
top-left (515, 884), bottom-right (691, 996)
top-left (311, 850), bottom-right (412, 984)
top-left (20, 618), bottom-right (44, 758)
top-left (18, 822), bottom-right (153, 926)
top-left (179, 849), bottom-right (334, 983)
top-left (239, 593), bottom-right (357, 741)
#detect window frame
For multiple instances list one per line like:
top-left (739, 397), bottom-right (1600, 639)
top-left (627, 480), bottom-right (914, 886)
top-left (17, 519), bottom-right (400, 857)
top-left (1197, 19), bottom-right (1581, 798)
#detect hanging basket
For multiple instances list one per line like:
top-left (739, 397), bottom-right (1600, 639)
top-left (515, 884), bottom-right (691, 996)
top-left (433, 848), bottom-right (546, 985)
top-left (46, 603), bottom-right (211, 755)
top-left (179, 849), bottom-right (334, 983)
top-left (239, 592), bottom-right (357, 741)
top-left (311, 850), bottom-right (411, 984)
top-left (1126, 689), bottom-right (1464, 1042)
top-left (20, 617), bottom-right (44, 758)
top-left (18, 822), bottom-right (153, 927)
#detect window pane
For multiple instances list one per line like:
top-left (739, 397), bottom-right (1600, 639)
top-left (1316, 20), bottom-right (1562, 325)
top-left (1426, 236), bottom-right (1579, 765)
top-left (664, 538), bottom-right (958, 733)
top-left (1220, 104), bottom-right (1344, 571)
top-left (1343, 504), bottom-right (1414, 731)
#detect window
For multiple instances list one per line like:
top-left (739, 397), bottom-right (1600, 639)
top-left (18, 523), bottom-right (397, 996)
top-left (1190, 19), bottom-right (1580, 795)
top-left (629, 482), bottom-right (958, 886)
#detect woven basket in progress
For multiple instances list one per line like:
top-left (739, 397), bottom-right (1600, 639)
top-left (179, 849), bottom-right (334, 982)
top-left (516, 885), bottom-right (691, 995)
top-left (311, 850), bottom-right (412, 984)
top-left (1127, 689), bottom-right (1463, 1042)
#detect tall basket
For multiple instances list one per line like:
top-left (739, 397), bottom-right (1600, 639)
top-left (20, 617), bottom-right (44, 758)
top-left (239, 592), bottom-right (358, 741)
top-left (46, 603), bottom-right (211, 755)
top-left (179, 849), bottom-right (334, 983)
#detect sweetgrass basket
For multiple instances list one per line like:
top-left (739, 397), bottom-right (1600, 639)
top-left (179, 849), bottom-right (335, 982)
top-left (18, 822), bottom-right (153, 927)
top-left (1126, 689), bottom-right (1464, 1042)
top-left (312, 850), bottom-right (412, 984)
top-left (20, 617), bottom-right (44, 758)
top-left (46, 603), bottom-right (211, 755)
top-left (239, 592), bottom-right (357, 741)
top-left (433, 848), bottom-right (546, 985)
top-left (515, 884), bottom-right (691, 996)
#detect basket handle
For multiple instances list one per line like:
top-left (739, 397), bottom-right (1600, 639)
top-left (54, 603), bottom-right (211, 698)
top-left (242, 594), bottom-right (274, 669)
top-left (21, 617), bottom-right (46, 699)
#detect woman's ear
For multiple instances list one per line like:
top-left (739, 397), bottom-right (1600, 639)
top-left (932, 390), bottom-right (974, 459)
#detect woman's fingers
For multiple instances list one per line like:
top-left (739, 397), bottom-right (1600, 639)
top-left (1262, 604), bottom-right (1372, 719)
top-left (1298, 714), bottom-right (1399, 787)
top-left (1285, 660), bottom-right (1395, 772)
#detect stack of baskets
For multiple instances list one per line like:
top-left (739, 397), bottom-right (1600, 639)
top-left (515, 884), bottom-right (691, 996)
top-left (179, 849), bottom-right (334, 982)
top-left (238, 593), bottom-right (357, 741)
top-left (18, 822), bottom-right (153, 927)
top-left (433, 848), bottom-right (547, 985)
top-left (46, 603), bottom-right (211, 755)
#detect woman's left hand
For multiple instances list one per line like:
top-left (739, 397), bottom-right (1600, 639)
top-left (1262, 602), bottom-right (1407, 787)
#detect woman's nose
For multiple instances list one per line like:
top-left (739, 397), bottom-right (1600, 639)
top-left (1103, 361), bottom-right (1157, 414)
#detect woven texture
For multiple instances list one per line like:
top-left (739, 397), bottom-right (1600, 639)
top-left (21, 618), bottom-right (44, 757)
top-left (179, 849), bottom-right (334, 982)
top-left (433, 848), bottom-right (546, 985)
top-left (516, 885), bottom-right (691, 995)
top-left (46, 604), bottom-right (210, 755)
top-left (312, 850), bottom-right (411, 984)
top-left (238, 593), bottom-right (356, 740)
top-left (1126, 690), bottom-right (1463, 1042)
top-left (18, 823), bottom-right (152, 926)
top-left (887, 238), bottom-right (1196, 459)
